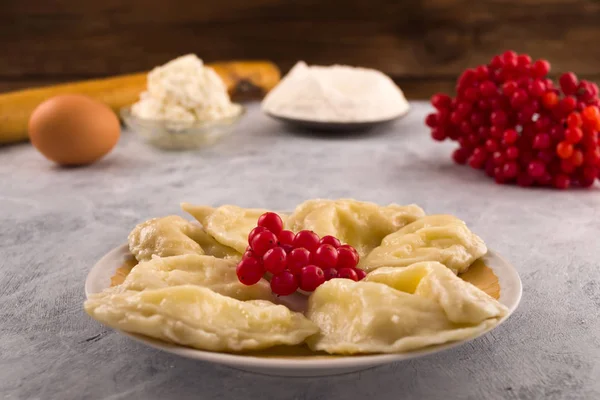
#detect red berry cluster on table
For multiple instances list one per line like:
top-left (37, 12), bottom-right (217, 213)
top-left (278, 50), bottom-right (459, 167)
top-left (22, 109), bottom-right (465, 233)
top-left (425, 50), bottom-right (600, 189)
top-left (236, 212), bottom-right (366, 296)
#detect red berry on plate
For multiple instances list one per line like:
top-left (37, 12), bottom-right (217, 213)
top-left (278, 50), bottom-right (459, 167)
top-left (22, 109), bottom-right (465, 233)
top-left (319, 235), bottom-right (341, 248)
top-left (313, 244), bottom-right (339, 269)
top-left (257, 212), bottom-right (283, 235)
top-left (299, 265), bottom-right (325, 292)
top-left (236, 257), bottom-right (264, 286)
top-left (270, 271), bottom-right (298, 296)
top-left (338, 244), bottom-right (359, 256)
top-left (287, 248), bottom-right (311, 275)
top-left (277, 229), bottom-right (295, 246)
top-left (354, 268), bottom-right (367, 281)
top-left (280, 244), bottom-right (294, 254)
top-left (292, 230), bottom-right (320, 252)
top-left (248, 226), bottom-right (267, 243)
top-left (323, 268), bottom-right (338, 281)
top-left (337, 268), bottom-right (359, 281)
top-left (337, 246), bottom-right (359, 269)
top-left (263, 247), bottom-right (288, 275)
top-left (243, 248), bottom-right (256, 259)
top-left (250, 230), bottom-right (278, 257)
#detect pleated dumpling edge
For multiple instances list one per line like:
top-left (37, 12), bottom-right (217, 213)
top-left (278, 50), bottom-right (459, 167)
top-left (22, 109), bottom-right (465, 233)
top-left (306, 261), bottom-right (507, 354)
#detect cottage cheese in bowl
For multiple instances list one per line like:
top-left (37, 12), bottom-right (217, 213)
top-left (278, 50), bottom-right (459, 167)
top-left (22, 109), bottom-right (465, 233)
top-left (131, 54), bottom-right (241, 124)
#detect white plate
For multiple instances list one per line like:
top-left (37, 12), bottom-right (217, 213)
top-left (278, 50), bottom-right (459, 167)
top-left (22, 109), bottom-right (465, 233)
top-left (85, 244), bottom-right (522, 377)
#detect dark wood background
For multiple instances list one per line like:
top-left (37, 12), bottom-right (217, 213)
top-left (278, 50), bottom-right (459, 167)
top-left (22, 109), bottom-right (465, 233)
top-left (2, 0), bottom-right (600, 99)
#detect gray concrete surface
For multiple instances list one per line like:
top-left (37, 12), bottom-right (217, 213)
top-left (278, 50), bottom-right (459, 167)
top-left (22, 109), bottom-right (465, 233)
top-left (1, 102), bottom-right (599, 400)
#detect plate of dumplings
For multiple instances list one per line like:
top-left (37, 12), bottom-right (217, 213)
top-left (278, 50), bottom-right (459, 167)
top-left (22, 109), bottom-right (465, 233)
top-left (84, 199), bottom-right (522, 376)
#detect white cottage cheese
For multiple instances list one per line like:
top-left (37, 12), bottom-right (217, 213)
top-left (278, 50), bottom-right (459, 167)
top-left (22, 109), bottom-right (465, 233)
top-left (132, 54), bottom-right (241, 122)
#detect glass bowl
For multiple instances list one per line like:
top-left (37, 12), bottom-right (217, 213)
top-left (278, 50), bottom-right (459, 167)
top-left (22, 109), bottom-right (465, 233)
top-left (120, 105), bottom-right (245, 150)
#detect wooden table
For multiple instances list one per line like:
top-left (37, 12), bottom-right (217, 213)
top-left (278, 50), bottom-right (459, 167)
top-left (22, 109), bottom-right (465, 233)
top-left (2, 0), bottom-right (600, 98)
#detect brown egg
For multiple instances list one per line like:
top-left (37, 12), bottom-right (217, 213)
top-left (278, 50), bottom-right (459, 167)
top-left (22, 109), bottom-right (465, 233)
top-left (28, 94), bottom-right (120, 166)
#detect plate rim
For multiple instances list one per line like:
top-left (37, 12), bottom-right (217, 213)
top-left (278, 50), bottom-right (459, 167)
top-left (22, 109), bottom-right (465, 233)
top-left (264, 106), bottom-right (410, 131)
top-left (84, 243), bottom-right (522, 370)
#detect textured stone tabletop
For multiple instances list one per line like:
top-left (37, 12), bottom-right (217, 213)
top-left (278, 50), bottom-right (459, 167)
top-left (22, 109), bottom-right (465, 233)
top-left (1, 102), bottom-right (599, 400)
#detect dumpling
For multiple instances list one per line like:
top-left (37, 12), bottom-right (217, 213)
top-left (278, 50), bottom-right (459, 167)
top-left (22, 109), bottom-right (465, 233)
top-left (365, 262), bottom-right (507, 324)
top-left (285, 199), bottom-right (426, 257)
top-left (114, 254), bottom-right (274, 302)
top-left (360, 215), bottom-right (487, 274)
top-left (85, 285), bottom-right (319, 352)
top-left (128, 215), bottom-right (240, 262)
top-left (182, 203), bottom-right (285, 254)
top-left (306, 262), bottom-right (507, 354)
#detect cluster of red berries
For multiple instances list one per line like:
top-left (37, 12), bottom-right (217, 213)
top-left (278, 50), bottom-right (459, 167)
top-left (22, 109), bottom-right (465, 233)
top-left (236, 212), bottom-right (366, 296)
top-left (425, 50), bottom-right (600, 189)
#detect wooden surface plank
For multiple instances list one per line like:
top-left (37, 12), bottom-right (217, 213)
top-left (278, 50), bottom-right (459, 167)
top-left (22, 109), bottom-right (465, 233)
top-left (1, 0), bottom-right (599, 99)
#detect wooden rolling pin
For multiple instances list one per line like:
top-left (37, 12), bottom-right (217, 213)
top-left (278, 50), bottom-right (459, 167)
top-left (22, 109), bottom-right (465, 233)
top-left (0, 60), bottom-right (280, 144)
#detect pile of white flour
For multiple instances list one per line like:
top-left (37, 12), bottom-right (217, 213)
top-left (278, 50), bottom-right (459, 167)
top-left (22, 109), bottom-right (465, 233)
top-left (132, 54), bottom-right (241, 123)
top-left (261, 61), bottom-right (409, 122)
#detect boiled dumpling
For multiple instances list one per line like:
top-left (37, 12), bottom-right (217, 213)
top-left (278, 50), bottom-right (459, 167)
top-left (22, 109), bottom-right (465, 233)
top-left (365, 262), bottom-right (507, 324)
top-left (128, 215), bottom-right (239, 262)
top-left (114, 254), bottom-right (274, 301)
top-left (285, 199), bottom-right (426, 257)
top-left (85, 285), bottom-right (319, 352)
top-left (360, 215), bottom-right (487, 274)
top-left (306, 262), bottom-right (507, 354)
top-left (182, 203), bottom-right (285, 254)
